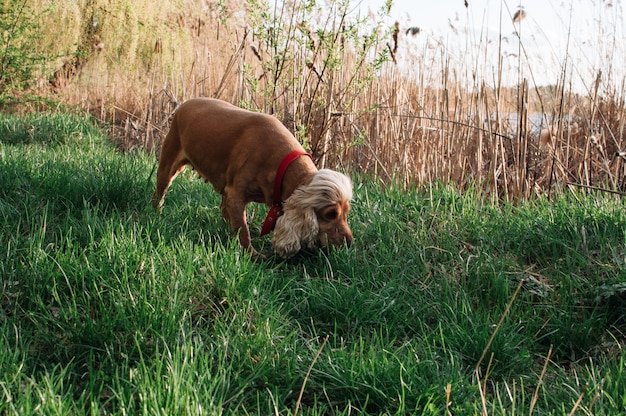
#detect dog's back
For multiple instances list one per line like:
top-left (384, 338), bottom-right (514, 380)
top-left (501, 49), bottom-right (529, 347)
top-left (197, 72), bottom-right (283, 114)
top-left (154, 98), bottom-right (308, 207)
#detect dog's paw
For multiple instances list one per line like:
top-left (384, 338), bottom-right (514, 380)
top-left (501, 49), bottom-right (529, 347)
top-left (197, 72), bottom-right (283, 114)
top-left (252, 252), bottom-right (267, 261)
top-left (246, 246), bottom-right (267, 261)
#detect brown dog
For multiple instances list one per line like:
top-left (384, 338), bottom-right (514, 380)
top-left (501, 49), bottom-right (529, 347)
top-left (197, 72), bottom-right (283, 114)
top-left (152, 98), bottom-right (353, 258)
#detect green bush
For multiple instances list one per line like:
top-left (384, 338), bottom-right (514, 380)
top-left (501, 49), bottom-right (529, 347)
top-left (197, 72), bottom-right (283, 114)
top-left (0, 0), bottom-right (48, 93)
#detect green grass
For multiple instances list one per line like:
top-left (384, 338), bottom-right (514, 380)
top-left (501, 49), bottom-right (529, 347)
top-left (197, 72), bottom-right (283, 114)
top-left (1, 112), bottom-right (626, 414)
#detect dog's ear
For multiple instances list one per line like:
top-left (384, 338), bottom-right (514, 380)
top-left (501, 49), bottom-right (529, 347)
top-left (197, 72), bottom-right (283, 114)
top-left (272, 206), bottom-right (318, 258)
top-left (272, 169), bottom-right (352, 258)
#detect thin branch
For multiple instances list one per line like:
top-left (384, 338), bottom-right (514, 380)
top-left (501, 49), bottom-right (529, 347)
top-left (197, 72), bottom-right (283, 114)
top-left (294, 335), bottom-right (329, 416)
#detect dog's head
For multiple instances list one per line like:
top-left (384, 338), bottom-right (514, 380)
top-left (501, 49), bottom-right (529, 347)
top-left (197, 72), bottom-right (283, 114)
top-left (272, 169), bottom-right (353, 258)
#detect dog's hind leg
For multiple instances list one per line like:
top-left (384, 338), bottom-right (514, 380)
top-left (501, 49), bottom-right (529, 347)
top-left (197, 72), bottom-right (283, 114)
top-left (152, 130), bottom-right (188, 210)
top-left (219, 196), bottom-right (230, 223)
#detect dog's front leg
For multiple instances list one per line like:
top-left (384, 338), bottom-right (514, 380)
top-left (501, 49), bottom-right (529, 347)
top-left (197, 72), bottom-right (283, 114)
top-left (223, 192), bottom-right (259, 258)
top-left (234, 219), bottom-right (260, 258)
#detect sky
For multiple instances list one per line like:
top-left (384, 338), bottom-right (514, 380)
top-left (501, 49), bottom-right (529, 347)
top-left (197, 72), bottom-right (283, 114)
top-left (355, 0), bottom-right (626, 92)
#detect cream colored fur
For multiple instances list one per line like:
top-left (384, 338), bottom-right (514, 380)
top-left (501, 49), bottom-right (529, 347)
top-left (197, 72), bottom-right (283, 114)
top-left (273, 169), bottom-right (353, 258)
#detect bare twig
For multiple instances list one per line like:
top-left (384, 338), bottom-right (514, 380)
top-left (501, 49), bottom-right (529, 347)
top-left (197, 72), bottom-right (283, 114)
top-left (530, 344), bottom-right (553, 415)
top-left (294, 335), bottom-right (329, 416)
top-left (567, 182), bottom-right (626, 197)
top-left (567, 385), bottom-right (587, 416)
top-left (475, 279), bottom-right (525, 372)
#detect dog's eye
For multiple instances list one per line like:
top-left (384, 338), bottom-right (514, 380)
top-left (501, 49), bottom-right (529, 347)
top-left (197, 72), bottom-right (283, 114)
top-left (324, 210), bottom-right (338, 220)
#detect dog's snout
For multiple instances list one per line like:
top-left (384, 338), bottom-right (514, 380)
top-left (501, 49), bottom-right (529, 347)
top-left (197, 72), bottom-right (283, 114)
top-left (319, 227), bottom-right (352, 249)
top-left (342, 229), bottom-right (353, 247)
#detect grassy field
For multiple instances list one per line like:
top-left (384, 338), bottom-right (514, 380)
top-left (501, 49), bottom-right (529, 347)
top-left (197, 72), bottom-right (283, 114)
top-left (1, 112), bottom-right (626, 414)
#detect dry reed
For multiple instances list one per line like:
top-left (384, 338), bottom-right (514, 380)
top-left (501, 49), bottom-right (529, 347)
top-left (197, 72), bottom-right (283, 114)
top-left (8, 0), bottom-right (626, 199)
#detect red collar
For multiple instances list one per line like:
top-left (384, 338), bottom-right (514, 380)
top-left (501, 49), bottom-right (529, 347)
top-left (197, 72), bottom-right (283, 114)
top-left (260, 150), bottom-right (312, 236)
